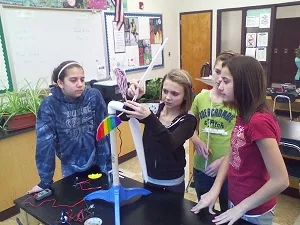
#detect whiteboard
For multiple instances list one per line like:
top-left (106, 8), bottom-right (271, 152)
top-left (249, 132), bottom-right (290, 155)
top-left (0, 6), bottom-right (109, 89)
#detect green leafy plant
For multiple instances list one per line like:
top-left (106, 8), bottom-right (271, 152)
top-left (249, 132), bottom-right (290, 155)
top-left (0, 78), bottom-right (48, 130)
top-left (138, 78), bottom-right (162, 103)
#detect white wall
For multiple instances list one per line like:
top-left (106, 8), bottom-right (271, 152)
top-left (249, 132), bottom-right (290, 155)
top-left (173, 0), bottom-right (300, 66)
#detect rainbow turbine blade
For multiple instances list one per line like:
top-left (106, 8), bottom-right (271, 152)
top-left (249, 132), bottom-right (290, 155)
top-left (96, 115), bottom-right (122, 141)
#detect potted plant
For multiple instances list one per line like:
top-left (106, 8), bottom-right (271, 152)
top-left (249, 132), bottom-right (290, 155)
top-left (0, 79), bottom-right (48, 131)
top-left (138, 78), bottom-right (162, 114)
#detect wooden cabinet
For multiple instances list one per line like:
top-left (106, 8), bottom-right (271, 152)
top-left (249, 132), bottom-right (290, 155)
top-left (0, 130), bottom-right (62, 212)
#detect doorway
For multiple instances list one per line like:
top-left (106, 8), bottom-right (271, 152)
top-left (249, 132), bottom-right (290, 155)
top-left (180, 11), bottom-right (212, 93)
top-left (271, 17), bottom-right (300, 84)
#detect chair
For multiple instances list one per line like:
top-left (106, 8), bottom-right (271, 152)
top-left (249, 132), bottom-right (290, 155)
top-left (271, 93), bottom-right (300, 120)
top-left (200, 62), bottom-right (211, 78)
top-left (279, 142), bottom-right (300, 159)
top-left (279, 142), bottom-right (300, 191)
top-left (89, 79), bottom-right (98, 88)
top-left (272, 94), bottom-right (293, 120)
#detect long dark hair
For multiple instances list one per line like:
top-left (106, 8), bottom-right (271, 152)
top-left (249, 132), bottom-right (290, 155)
top-left (222, 56), bottom-right (270, 122)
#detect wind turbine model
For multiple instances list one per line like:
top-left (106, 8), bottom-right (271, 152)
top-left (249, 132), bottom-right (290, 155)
top-left (84, 38), bottom-right (169, 225)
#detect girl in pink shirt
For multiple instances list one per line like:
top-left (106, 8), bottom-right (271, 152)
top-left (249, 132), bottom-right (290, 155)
top-left (191, 56), bottom-right (289, 225)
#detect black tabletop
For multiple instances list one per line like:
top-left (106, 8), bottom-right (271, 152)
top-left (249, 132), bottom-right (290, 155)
top-left (266, 89), bottom-right (300, 98)
top-left (278, 120), bottom-right (300, 179)
top-left (279, 120), bottom-right (300, 146)
top-left (14, 169), bottom-right (252, 225)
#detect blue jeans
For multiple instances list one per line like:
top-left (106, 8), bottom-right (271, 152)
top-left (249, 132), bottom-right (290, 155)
top-left (193, 168), bottom-right (228, 212)
top-left (230, 202), bottom-right (275, 225)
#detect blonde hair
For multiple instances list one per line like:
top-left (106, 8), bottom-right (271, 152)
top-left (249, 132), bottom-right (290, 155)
top-left (160, 69), bottom-right (193, 114)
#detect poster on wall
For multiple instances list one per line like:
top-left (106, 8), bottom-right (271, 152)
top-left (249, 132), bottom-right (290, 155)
top-left (245, 48), bottom-right (256, 58)
top-left (105, 12), bottom-right (164, 76)
top-left (259, 13), bottom-right (271, 28)
top-left (246, 16), bottom-right (259, 27)
top-left (113, 22), bottom-right (125, 53)
top-left (246, 33), bottom-right (257, 48)
top-left (125, 17), bottom-right (139, 46)
top-left (138, 40), bottom-right (152, 66)
top-left (138, 17), bottom-right (150, 40)
top-left (256, 47), bottom-right (267, 61)
top-left (257, 32), bottom-right (268, 47)
top-left (150, 18), bottom-right (162, 44)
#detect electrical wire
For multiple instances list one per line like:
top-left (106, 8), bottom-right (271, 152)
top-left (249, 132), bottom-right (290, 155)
top-left (22, 179), bottom-right (102, 223)
top-left (22, 196), bottom-right (93, 223)
top-left (117, 126), bottom-right (123, 157)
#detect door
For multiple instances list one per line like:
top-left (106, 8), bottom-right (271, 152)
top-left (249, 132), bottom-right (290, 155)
top-left (180, 11), bottom-right (212, 93)
top-left (271, 18), bottom-right (300, 84)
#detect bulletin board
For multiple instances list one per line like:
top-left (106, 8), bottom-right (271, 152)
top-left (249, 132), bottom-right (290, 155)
top-left (244, 8), bottom-right (271, 62)
top-left (104, 12), bottom-right (164, 76)
top-left (0, 16), bottom-right (13, 93)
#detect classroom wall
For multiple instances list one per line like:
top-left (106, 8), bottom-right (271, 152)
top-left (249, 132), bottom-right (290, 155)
top-left (0, 0), bottom-right (176, 85)
top-left (173, 0), bottom-right (300, 65)
top-left (3, 0), bottom-right (298, 84)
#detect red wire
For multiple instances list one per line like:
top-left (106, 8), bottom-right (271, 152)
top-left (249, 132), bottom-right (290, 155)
top-left (77, 179), bottom-right (90, 185)
top-left (67, 208), bottom-right (93, 223)
top-left (117, 127), bottom-right (123, 157)
top-left (22, 179), bottom-right (103, 222)
top-left (22, 196), bottom-right (92, 222)
top-left (22, 196), bottom-right (84, 208)
top-left (77, 179), bottom-right (103, 191)
top-left (22, 179), bottom-right (102, 223)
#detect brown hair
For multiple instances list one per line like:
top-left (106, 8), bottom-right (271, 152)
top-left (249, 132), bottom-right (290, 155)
top-left (296, 45), bottom-right (300, 58)
top-left (52, 60), bottom-right (83, 83)
top-left (160, 69), bottom-right (193, 114)
top-left (214, 50), bottom-right (240, 67)
top-left (222, 55), bottom-right (270, 122)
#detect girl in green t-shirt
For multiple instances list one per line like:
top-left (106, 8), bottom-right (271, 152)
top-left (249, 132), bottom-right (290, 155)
top-left (190, 51), bottom-right (238, 212)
